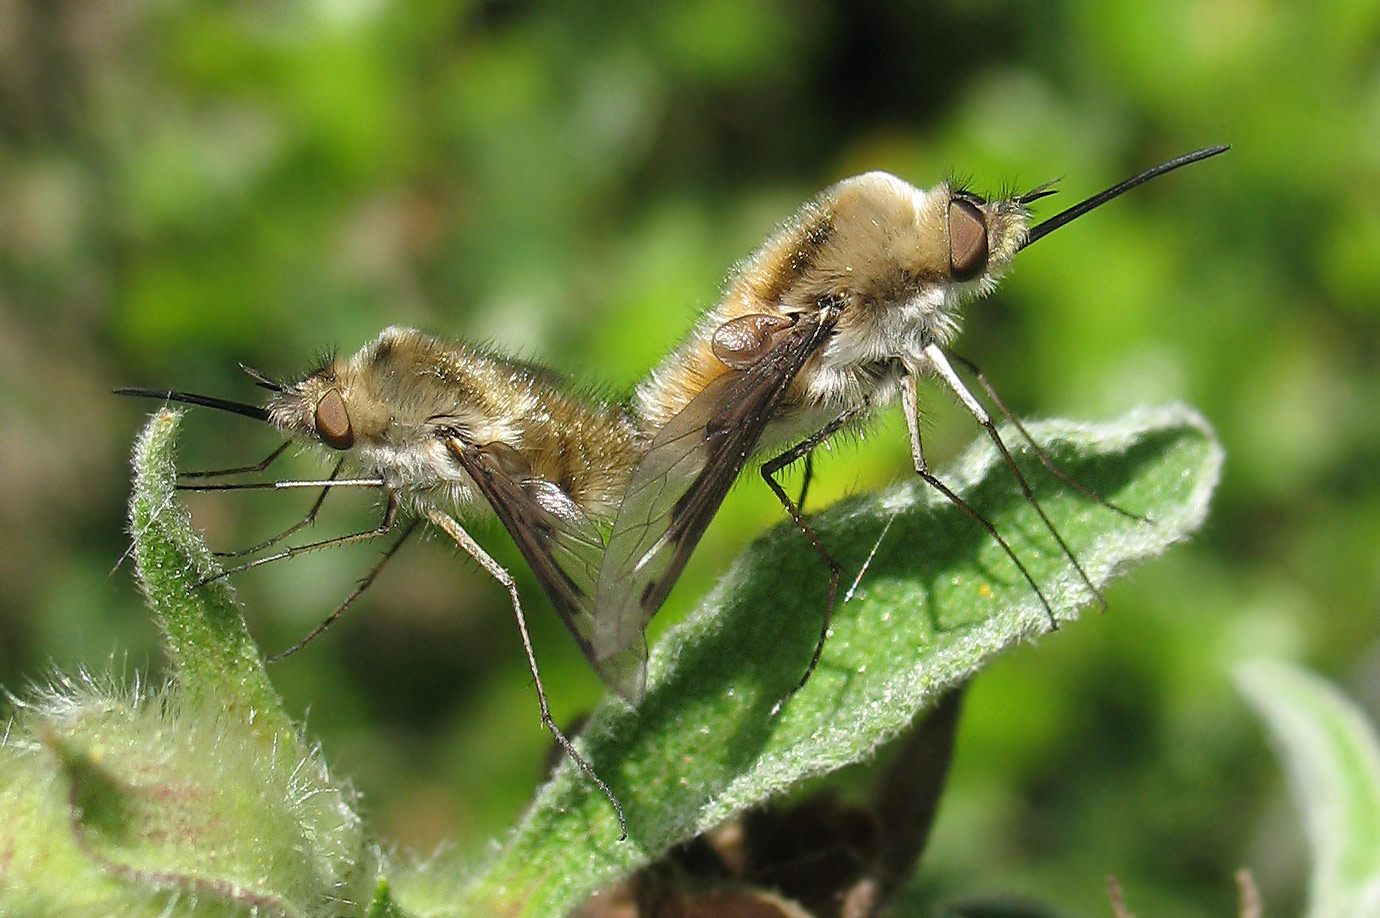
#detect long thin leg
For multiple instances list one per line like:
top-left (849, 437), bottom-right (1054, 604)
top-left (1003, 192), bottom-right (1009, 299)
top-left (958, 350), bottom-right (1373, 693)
top-left (196, 492), bottom-right (398, 588)
top-left (922, 345), bottom-right (1105, 612)
top-left (268, 519), bottom-right (420, 664)
top-left (945, 350), bottom-right (1145, 522)
top-left (115, 445), bottom-right (300, 580)
top-left (424, 508), bottom-right (627, 840)
top-left (760, 406), bottom-right (862, 695)
top-left (901, 372), bottom-right (1059, 629)
top-left (217, 460), bottom-right (346, 559)
top-left (797, 452), bottom-right (815, 511)
top-left (180, 441), bottom-right (292, 479)
top-left (178, 477), bottom-right (384, 492)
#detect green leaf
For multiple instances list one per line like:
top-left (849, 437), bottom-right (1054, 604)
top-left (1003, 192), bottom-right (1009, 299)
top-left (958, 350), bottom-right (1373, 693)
top-left (43, 725), bottom-right (135, 842)
top-left (1236, 661), bottom-right (1380, 918)
top-left (457, 403), bottom-right (1223, 917)
top-left (128, 409), bottom-right (292, 742)
top-left (0, 410), bottom-right (391, 915)
top-left (2, 679), bottom-right (382, 917)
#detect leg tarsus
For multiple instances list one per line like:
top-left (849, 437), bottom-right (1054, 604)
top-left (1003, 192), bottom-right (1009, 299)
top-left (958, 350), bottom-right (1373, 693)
top-left (920, 347), bottom-right (1108, 616)
top-left (180, 440), bottom-right (292, 480)
top-left (196, 492), bottom-right (398, 588)
top-left (425, 509), bottom-right (627, 840)
top-left (268, 518), bottom-right (419, 664)
top-left (976, 416), bottom-right (1107, 613)
top-left (946, 350), bottom-right (1147, 523)
top-left (216, 459), bottom-right (347, 559)
top-left (760, 408), bottom-right (860, 696)
top-left (901, 371), bottom-right (1061, 630)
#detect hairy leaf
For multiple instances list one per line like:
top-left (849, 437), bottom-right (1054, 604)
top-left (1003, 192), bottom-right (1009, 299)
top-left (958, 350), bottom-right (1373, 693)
top-left (1237, 661), bottom-right (1380, 918)
top-left (457, 403), bottom-right (1223, 917)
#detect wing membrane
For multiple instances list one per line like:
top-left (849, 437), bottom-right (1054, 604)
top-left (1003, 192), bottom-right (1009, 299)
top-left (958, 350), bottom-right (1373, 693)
top-left (593, 311), bottom-right (838, 674)
top-left (444, 439), bottom-right (647, 701)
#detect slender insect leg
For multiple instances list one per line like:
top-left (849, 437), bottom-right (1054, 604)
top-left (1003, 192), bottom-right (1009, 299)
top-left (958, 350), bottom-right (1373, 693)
top-left (797, 452), bottom-right (815, 511)
top-left (180, 440), bottom-right (292, 479)
top-left (217, 459), bottom-right (346, 559)
top-left (178, 477), bottom-right (384, 492)
top-left (760, 407), bottom-right (862, 694)
top-left (900, 371), bottom-right (1059, 629)
top-left (922, 345), bottom-right (1105, 612)
top-left (945, 349), bottom-right (1145, 522)
top-left (425, 508), bottom-right (628, 840)
top-left (197, 492), bottom-right (399, 588)
top-left (268, 519), bottom-right (420, 664)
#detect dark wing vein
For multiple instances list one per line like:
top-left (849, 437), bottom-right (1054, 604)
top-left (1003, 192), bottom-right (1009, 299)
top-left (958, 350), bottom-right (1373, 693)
top-left (444, 439), bottom-right (648, 701)
top-left (592, 311), bottom-right (838, 674)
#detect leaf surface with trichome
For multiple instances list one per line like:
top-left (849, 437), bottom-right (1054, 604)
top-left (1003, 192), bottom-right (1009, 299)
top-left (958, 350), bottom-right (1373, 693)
top-left (458, 403), bottom-right (1223, 917)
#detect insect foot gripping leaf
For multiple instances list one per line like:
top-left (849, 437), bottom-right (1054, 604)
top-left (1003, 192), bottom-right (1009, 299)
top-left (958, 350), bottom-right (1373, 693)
top-left (0, 410), bottom-right (395, 917)
top-left (459, 403), bottom-right (1223, 918)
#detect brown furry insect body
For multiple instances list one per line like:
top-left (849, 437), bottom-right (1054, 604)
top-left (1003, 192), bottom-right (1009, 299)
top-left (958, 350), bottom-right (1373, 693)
top-left (592, 149), bottom-right (1228, 694)
top-left (119, 325), bottom-right (648, 835)
top-left (269, 327), bottom-right (638, 523)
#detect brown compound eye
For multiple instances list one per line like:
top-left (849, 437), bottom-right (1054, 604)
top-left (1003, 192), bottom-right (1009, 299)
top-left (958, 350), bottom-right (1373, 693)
top-left (314, 388), bottom-right (353, 450)
top-left (947, 197), bottom-right (990, 281)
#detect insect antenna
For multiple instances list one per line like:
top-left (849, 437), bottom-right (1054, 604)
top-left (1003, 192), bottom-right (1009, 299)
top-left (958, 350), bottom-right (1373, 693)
top-left (1017, 181), bottom-right (1060, 205)
top-left (239, 363), bottom-right (284, 391)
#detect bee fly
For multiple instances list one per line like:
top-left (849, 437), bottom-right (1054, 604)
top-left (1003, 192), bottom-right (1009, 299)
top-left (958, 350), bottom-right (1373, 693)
top-left (590, 146), bottom-right (1228, 697)
top-left (118, 326), bottom-right (646, 837)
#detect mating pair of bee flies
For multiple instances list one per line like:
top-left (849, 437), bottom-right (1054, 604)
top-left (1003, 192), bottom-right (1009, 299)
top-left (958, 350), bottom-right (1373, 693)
top-left (118, 146), bottom-right (1227, 837)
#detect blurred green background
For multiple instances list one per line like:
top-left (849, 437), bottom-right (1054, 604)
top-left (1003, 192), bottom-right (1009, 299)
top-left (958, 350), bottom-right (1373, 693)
top-left (2, 1), bottom-right (1378, 914)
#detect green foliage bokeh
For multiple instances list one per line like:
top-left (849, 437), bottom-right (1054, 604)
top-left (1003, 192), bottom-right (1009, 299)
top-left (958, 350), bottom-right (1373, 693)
top-left (2, 2), bottom-right (1378, 915)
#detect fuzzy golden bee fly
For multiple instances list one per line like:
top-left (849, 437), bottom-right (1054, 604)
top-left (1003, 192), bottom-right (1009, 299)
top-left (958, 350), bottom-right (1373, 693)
top-left (590, 146), bottom-right (1228, 698)
top-left (118, 326), bottom-right (645, 836)
top-left (118, 147), bottom-right (1224, 839)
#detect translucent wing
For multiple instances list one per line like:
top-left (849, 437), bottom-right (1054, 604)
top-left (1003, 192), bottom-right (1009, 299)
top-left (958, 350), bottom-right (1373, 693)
top-left (592, 311), bottom-right (839, 685)
top-left (444, 438), bottom-right (647, 701)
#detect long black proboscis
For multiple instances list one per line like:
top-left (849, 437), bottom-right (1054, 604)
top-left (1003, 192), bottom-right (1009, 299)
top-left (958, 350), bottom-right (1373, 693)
top-left (113, 387), bottom-right (270, 422)
top-left (1020, 145), bottom-right (1229, 250)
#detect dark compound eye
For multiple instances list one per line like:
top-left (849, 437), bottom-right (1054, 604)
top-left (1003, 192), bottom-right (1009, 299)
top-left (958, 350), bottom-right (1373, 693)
top-left (314, 388), bottom-right (354, 450)
top-left (947, 197), bottom-right (990, 281)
